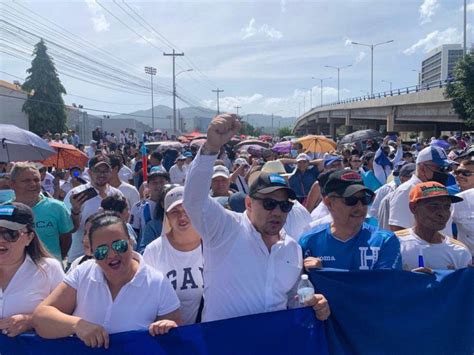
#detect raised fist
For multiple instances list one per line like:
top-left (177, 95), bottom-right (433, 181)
top-left (205, 113), bottom-right (241, 152)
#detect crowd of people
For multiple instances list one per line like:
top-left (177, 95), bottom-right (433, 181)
top-left (0, 113), bottom-right (472, 348)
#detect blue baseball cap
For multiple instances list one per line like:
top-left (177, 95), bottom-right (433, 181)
top-left (324, 156), bottom-right (343, 168)
top-left (416, 145), bottom-right (456, 168)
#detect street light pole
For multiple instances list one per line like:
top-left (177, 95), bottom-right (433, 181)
top-left (144, 66), bottom-right (157, 130)
top-left (312, 77), bottom-right (332, 106)
top-left (351, 39), bottom-right (394, 95)
top-left (381, 80), bottom-right (392, 91)
top-left (324, 65), bottom-right (352, 102)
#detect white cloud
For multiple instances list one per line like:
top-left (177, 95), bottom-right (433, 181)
top-left (85, 0), bottom-right (110, 32)
top-left (281, 0), bottom-right (286, 13)
top-left (355, 51), bottom-right (367, 63)
top-left (241, 18), bottom-right (283, 41)
top-left (469, 3), bottom-right (474, 12)
top-left (403, 28), bottom-right (460, 55)
top-left (419, 0), bottom-right (439, 25)
top-left (344, 37), bottom-right (352, 47)
top-left (200, 87), bottom-right (342, 116)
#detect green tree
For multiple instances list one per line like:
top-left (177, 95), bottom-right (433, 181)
top-left (278, 126), bottom-right (293, 137)
top-left (22, 39), bottom-right (67, 135)
top-left (445, 54), bottom-right (474, 127)
top-left (239, 121), bottom-right (258, 136)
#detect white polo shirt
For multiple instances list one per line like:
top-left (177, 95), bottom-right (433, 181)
top-left (64, 183), bottom-right (124, 261)
top-left (1, 256), bottom-right (63, 318)
top-left (452, 188), bottom-right (474, 258)
top-left (389, 175), bottom-right (453, 236)
top-left (396, 228), bottom-right (472, 270)
top-left (64, 253), bottom-right (180, 334)
top-left (143, 235), bottom-right (203, 325)
top-left (184, 152), bottom-right (303, 322)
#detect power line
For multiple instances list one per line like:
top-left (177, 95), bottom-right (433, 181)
top-left (0, 92), bottom-right (170, 120)
top-left (0, 70), bottom-right (150, 106)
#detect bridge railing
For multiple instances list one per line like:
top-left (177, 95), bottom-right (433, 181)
top-left (306, 79), bottom-right (454, 112)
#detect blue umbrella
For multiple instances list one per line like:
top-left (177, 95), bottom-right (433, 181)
top-left (0, 124), bottom-right (56, 162)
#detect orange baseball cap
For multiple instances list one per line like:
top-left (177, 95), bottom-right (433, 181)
top-left (409, 181), bottom-right (463, 204)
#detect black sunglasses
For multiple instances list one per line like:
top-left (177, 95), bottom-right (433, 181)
top-left (0, 229), bottom-right (29, 242)
top-left (331, 193), bottom-right (374, 206)
top-left (252, 196), bottom-right (294, 212)
top-left (454, 169), bottom-right (473, 177)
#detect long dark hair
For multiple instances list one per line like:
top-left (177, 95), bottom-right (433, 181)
top-left (26, 227), bottom-right (52, 265)
top-left (88, 211), bottom-right (129, 247)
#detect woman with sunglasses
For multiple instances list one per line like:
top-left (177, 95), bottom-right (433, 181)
top-left (0, 202), bottom-right (64, 337)
top-left (33, 211), bottom-right (180, 349)
top-left (144, 186), bottom-right (203, 325)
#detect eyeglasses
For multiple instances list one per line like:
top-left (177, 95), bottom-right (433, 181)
top-left (330, 193), bottom-right (374, 206)
top-left (92, 168), bottom-right (111, 175)
top-left (93, 239), bottom-right (128, 260)
top-left (454, 169), bottom-right (473, 177)
top-left (0, 229), bottom-right (29, 243)
top-left (252, 196), bottom-right (294, 212)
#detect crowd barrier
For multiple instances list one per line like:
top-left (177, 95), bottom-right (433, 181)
top-left (1, 268), bottom-right (473, 355)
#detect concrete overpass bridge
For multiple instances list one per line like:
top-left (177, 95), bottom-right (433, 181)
top-left (293, 83), bottom-right (468, 139)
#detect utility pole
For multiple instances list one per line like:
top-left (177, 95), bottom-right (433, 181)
top-left (144, 66), bottom-right (157, 130)
top-left (464, 0), bottom-right (467, 55)
top-left (325, 65), bottom-right (352, 102)
top-left (351, 40), bottom-right (394, 95)
top-left (234, 105), bottom-right (241, 115)
top-left (312, 77), bottom-right (332, 106)
top-left (271, 113), bottom-right (274, 136)
top-left (212, 88), bottom-right (224, 115)
top-left (163, 49), bottom-right (184, 134)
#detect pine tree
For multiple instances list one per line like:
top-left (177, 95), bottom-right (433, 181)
top-left (445, 54), bottom-right (474, 127)
top-left (22, 39), bottom-right (67, 135)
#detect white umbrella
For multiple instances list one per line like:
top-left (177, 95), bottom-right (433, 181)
top-left (0, 124), bottom-right (56, 162)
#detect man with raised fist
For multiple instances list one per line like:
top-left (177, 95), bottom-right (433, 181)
top-left (183, 113), bottom-right (330, 323)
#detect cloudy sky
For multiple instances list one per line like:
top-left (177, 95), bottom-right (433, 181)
top-left (1, 0), bottom-right (473, 119)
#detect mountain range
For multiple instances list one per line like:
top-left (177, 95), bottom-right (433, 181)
top-left (113, 105), bottom-right (296, 131)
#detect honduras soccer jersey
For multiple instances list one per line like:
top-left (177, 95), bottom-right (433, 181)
top-left (299, 222), bottom-right (402, 270)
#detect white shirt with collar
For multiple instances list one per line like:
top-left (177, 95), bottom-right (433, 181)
top-left (64, 252), bottom-right (180, 334)
top-left (388, 175), bottom-right (453, 236)
top-left (184, 151), bottom-right (303, 323)
top-left (64, 183), bottom-right (124, 261)
top-left (1, 256), bottom-right (63, 318)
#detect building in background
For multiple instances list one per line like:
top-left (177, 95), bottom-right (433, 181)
top-left (420, 44), bottom-right (464, 87)
top-left (0, 80), bottom-right (29, 129)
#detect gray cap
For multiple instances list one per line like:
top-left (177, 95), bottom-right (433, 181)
top-left (399, 163), bottom-right (416, 178)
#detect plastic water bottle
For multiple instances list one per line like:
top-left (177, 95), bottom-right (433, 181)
top-left (297, 274), bottom-right (315, 304)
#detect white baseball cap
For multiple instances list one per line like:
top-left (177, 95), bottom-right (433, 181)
top-left (234, 158), bottom-right (249, 166)
top-left (416, 145), bottom-right (456, 168)
top-left (164, 186), bottom-right (184, 213)
top-left (163, 186), bottom-right (185, 234)
top-left (296, 153), bottom-right (310, 162)
top-left (212, 165), bottom-right (230, 179)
